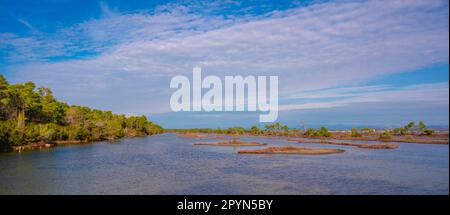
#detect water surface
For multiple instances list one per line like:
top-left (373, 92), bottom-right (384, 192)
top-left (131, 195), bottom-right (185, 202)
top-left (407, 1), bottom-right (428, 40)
top-left (0, 133), bottom-right (448, 194)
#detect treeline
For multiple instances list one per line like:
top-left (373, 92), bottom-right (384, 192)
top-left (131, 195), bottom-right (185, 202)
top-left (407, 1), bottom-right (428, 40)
top-left (170, 121), bottom-right (437, 139)
top-left (168, 123), bottom-right (331, 137)
top-left (168, 123), bottom-right (332, 137)
top-left (0, 75), bottom-right (163, 152)
top-left (167, 123), bottom-right (291, 136)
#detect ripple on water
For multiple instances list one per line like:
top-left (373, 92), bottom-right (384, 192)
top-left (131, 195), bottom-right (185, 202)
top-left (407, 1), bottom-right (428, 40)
top-left (0, 133), bottom-right (448, 194)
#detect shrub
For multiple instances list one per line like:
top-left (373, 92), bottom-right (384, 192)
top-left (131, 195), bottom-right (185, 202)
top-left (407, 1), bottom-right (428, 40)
top-left (393, 127), bottom-right (407, 135)
top-left (315, 126), bottom-right (331, 137)
top-left (250, 125), bottom-right (262, 135)
top-left (304, 128), bottom-right (316, 137)
top-left (379, 130), bottom-right (392, 139)
top-left (422, 129), bottom-right (435, 136)
top-left (351, 128), bottom-right (362, 137)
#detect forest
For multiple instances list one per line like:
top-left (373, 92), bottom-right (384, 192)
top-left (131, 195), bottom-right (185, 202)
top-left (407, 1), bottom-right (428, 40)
top-left (0, 75), bottom-right (163, 152)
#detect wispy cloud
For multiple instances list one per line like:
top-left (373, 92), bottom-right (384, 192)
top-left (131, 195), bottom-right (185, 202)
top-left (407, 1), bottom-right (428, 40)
top-left (287, 85), bottom-right (390, 99)
top-left (99, 1), bottom-right (120, 18)
top-left (280, 83), bottom-right (449, 111)
top-left (16, 19), bottom-right (36, 31)
top-left (1, 0), bottom-right (448, 126)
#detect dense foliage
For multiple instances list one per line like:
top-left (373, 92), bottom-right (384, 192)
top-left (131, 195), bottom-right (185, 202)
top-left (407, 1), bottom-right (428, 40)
top-left (0, 75), bottom-right (163, 151)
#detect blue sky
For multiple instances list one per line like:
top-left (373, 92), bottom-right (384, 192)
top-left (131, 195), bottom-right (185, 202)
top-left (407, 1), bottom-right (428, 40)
top-left (0, 0), bottom-right (449, 129)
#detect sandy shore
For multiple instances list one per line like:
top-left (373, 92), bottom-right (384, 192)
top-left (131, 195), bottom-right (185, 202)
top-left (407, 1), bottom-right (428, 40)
top-left (177, 133), bottom-right (208, 138)
top-left (194, 141), bottom-right (268, 146)
top-left (238, 146), bottom-right (345, 155)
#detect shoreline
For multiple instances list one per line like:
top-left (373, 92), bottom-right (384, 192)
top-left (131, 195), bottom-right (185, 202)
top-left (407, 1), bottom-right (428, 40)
top-left (238, 146), bottom-right (345, 155)
top-left (4, 130), bottom-right (448, 154)
top-left (194, 141), bottom-right (268, 147)
top-left (10, 140), bottom-right (104, 153)
top-left (6, 134), bottom-right (158, 153)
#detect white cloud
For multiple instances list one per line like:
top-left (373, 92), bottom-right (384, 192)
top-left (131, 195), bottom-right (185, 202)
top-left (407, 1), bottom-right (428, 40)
top-left (2, 0), bottom-right (449, 116)
top-left (280, 83), bottom-right (449, 111)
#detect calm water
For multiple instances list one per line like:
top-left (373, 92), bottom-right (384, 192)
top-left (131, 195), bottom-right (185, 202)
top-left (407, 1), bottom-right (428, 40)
top-left (0, 133), bottom-right (448, 194)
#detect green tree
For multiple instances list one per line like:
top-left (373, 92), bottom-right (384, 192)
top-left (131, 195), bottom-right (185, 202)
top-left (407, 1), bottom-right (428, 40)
top-left (315, 126), bottom-right (331, 137)
top-left (65, 107), bottom-right (85, 125)
top-left (418, 121), bottom-right (426, 130)
top-left (0, 76), bottom-right (163, 151)
top-left (39, 87), bottom-right (67, 124)
top-left (417, 121), bottom-right (435, 136)
top-left (404, 121), bottom-right (415, 133)
top-left (105, 118), bottom-right (124, 140)
top-left (250, 125), bottom-right (261, 135)
top-left (0, 75), bottom-right (9, 120)
top-left (280, 125), bottom-right (289, 133)
top-left (0, 121), bottom-right (14, 151)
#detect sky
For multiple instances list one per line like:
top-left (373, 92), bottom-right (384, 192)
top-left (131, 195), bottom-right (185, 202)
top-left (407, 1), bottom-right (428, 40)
top-left (0, 0), bottom-right (449, 129)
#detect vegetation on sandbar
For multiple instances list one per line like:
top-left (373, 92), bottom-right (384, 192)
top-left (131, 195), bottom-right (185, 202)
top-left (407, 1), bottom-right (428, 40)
top-left (171, 121), bottom-right (447, 145)
top-left (238, 146), bottom-right (345, 155)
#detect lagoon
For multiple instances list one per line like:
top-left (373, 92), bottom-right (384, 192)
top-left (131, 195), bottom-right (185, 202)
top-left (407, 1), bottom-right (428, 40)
top-left (0, 133), bottom-right (448, 194)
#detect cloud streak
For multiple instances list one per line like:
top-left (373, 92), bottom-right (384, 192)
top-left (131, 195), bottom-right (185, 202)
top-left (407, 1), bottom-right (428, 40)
top-left (280, 83), bottom-right (449, 111)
